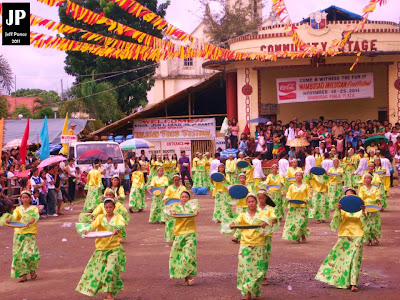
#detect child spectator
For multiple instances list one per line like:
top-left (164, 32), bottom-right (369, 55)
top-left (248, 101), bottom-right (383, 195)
top-left (272, 132), bottom-right (280, 159)
top-left (31, 188), bottom-right (46, 218)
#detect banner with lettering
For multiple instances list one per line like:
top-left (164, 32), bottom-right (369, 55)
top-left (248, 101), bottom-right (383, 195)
top-left (133, 118), bottom-right (216, 140)
top-left (276, 73), bottom-right (374, 104)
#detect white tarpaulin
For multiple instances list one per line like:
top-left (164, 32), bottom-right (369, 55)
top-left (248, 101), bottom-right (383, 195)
top-left (133, 118), bottom-right (215, 140)
top-left (276, 73), bottom-right (374, 104)
top-left (3, 119), bottom-right (87, 145)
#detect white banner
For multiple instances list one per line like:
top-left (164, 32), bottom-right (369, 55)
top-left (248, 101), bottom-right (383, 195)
top-left (61, 135), bottom-right (77, 144)
top-left (137, 140), bottom-right (192, 161)
top-left (215, 137), bottom-right (226, 151)
top-left (276, 73), bottom-right (374, 104)
top-left (133, 118), bottom-right (215, 140)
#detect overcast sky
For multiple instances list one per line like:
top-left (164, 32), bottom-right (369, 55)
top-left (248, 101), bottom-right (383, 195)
top-left (0, 0), bottom-right (399, 94)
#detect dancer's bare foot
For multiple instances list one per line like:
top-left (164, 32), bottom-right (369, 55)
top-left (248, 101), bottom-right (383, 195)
top-left (373, 237), bottom-right (380, 245)
top-left (18, 274), bottom-right (27, 282)
top-left (367, 241), bottom-right (372, 246)
top-left (351, 285), bottom-right (358, 292)
top-left (232, 238), bottom-right (240, 244)
top-left (301, 235), bottom-right (306, 243)
top-left (295, 239), bottom-right (301, 244)
top-left (317, 220), bottom-right (321, 224)
top-left (262, 278), bottom-right (268, 285)
top-left (242, 292), bottom-right (251, 300)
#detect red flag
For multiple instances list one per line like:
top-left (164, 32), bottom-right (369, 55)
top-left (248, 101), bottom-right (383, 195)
top-left (19, 119), bottom-right (30, 165)
top-left (243, 123), bottom-right (250, 135)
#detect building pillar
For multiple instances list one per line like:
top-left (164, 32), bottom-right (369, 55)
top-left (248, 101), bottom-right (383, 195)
top-left (388, 62), bottom-right (400, 124)
top-left (226, 72), bottom-right (238, 120)
top-left (237, 68), bottom-right (259, 135)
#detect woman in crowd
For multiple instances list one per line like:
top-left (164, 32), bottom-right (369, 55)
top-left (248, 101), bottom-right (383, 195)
top-left (110, 175), bottom-right (125, 203)
top-left (342, 149), bottom-right (357, 189)
top-left (76, 198), bottom-right (126, 300)
top-left (163, 174), bottom-right (187, 243)
top-left (263, 164), bottom-right (285, 219)
top-left (229, 118), bottom-right (239, 149)
top-left (307, 171), bottom-right (329, 223)
top-left (148, 167), bottom-right (169, 223)
top-left (315, 188), bottom-right (368, 292)
top-left (225, 154), bottom-right (237, 184)
top-left (83, 159), bottom-right (103, 212)
top-left (212, 163), bottom-right (233, 223)
top-left (314, 147), bottom-right (324, 167)
top-left (229, 194), bottom-right (268, 300)
top-left (1, 190), bottom-right (40, 282)
top-left (129, 163), bottom-right (146, 213)
top-left (374, 158), bottom-right (389, 209)
top-left (163, 154), bottom-right (174, 185)
top-left (139, 155), bottom-right (149, 183)
top-left (169, 191), bottom-right (199, 286)
top-left (65, 158), bottom-right (77, 204)
top-left (359, 173), bottom-right (382, 246)
top-left (328, 158), bottom-right (344, 209)
top-left (192, 152), bottom-right (208, 188)
top-left (282, 171), bottom-right (312, 243)
top-left (148, 154), bottom-right (158, 183)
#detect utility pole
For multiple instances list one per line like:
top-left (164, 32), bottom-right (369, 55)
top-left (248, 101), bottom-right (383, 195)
top-left (14, 75), bottom-right (16, 110)
top-left (61, 79), bottom-right (64, 101)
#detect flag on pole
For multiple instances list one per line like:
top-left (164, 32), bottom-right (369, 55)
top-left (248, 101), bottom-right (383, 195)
top-left (60, 113), bottom-right (69, 155)
top-left (40, 116), bottom-right (50, 160)
top-left (19, 118), bottom-right (30, 165)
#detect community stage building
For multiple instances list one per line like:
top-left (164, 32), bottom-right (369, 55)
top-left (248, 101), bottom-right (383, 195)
top-left (88, 6), bottom-right (400, 157)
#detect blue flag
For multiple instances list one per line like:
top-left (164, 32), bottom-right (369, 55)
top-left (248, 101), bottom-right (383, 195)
top-left (40, 116), bottom-right (50, 160)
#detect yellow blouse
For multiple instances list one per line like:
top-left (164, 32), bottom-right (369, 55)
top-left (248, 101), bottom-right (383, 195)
top-left (87, 169), bottom-right (102, 187)
top-left (225, 159), bottom-right (237, 173)
top-left (314, 154), bottom-right (324, 167)
top-left (162, 160), bottom-right (174, 172)
top-left (150, 175), bottom-right (169, 188)
top-left (12, 205), bottom-right (39, 235)
top-left (337, 210), bottom-right (364, 237)
top-left (360, 171), bottom-right (381, 186)
top-left (131, 171), bottom-right (145, 188)
top-left (286, 183), bottom-right (312, 208)
top-left (245, 165), bottom-right (254, 183)
top-left (164, 184), bottom-right (186, 199)
top-left (213, 178), bottom-right (229, 193)
top-left (92, 202), bottom-right (129, 223)
top-left (235, 211), bottom-right (265, 246)
top-left (264, 174), bottom-right (285, 194)
top-left (193, 158), bottom-right (206, 171)
top-left (342, 157), bottom-right (355, 171)
top-left (236, 184), bottom-right (254, 208)
top-left (90, 214), bottom-right (125, 250)
top-left (309, 174), bottom-right (328, 193)
top-left (192, 158), bottom-right (199, 171)
top-left (259, 206), bottom-right (278, 237)
top-left (173, 199), bottom-right (199, 236)
top-left (358, 185), bottom-right (380, 206)
top-left (171, 159), bottom-right (179, 172)
top-left (328, 167), bottom-right (344, 184)
top-left (139, 160), bottom-right (149, 173)
top-left (286, 167), bottom-right (302, 179)
top-left (205, 157), bottom-right (212, 171)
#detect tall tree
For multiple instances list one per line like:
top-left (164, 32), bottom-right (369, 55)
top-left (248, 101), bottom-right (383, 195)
top-left (201, 0), bottom-right (263, 47)
top-left (59, 0), bottom-right (169, 114)
top-left (0, 96), bottom-right (9, 119)
top-left (0, 54), bottom-right (14, 94)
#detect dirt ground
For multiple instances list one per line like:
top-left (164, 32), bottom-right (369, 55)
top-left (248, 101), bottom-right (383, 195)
top-left (1, 187), bottom-right (400, 300)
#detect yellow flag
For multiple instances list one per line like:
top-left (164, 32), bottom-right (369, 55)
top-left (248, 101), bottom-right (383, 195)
top-left (61, 113), bottom-right (69, 155)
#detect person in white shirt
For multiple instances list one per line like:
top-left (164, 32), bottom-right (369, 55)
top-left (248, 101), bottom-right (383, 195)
top-left (278, 152), bottom-right (289, 177)
top-left (321, 152), bottom-right (334, 173)
top-left (353, 150), bottom-right (368, 176)
top-left (380, 154), bottom-right (392, 195)
top-left (284, 122), bottom-right (296, 144)
top-left (103, 157), bottom-right (113, 188)
top-left (111, 163), bottom-right (120, 177)
top-left (255, 130), bottom-right (265, 153)
top-left (46, 164), bottom-right (58, 217)
top-left (209, 153), bottom-right (221, 175)
top-left (304, 149), bottom-right (316, 175)
top-left (390, 128), bottom-right (399, 144)
top-left (252, 152), bottom-right (264, 190)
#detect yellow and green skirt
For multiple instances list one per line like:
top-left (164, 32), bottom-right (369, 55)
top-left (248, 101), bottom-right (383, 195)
top-left (83, 186), bottom-right (102, 212)
top-left (282, 207), bottom-right (310, 241)
top-left (237, 245), bottom-right (264, 297)
top-left (129, 186), bottom-right (146, 210)
top-left (11, 233), bottom-right (40, 278)
top-left (149, 194), bottom-right (165, 223)
top-left (309, 192), bottom-right (330, 221)
top-left (169, 233), bottom-right (197, 279)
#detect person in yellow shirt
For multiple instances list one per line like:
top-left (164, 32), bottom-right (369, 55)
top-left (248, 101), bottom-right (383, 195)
top-left (257, 190), bottom-right (280, 286)
top-left (212, 163), bottom-right (233, 223)
top-left (307, 172), bottom-right (329, 223)
top-left (76, 198), bottom-right (126, 300)
top-left (342, 149), bottom-right (357, 189)
top-left (286, 159), bottom-right (302, 187)
top-left (129, 163), bottom-right (146, 213)
top-left (282, 171), bottom-right (312, 243)
top-left (163, 174), bottom-right (187, 243)
top-left (83, 159), bottom-right (103, 212)
top-left (2, 190), bottom-right (40, 282)
top-left (261, 164), bottom-right (285, 219)
top-left (315, 189), bottom-right (368, 292)
top-left (148, 154), bottom-right (158, 183)
top-left (314, 147), bottom-right (324, 167)
top-left (231, 173), bottom-right (253, 243)
top-left (204, 152), bottom-right (214, 189)
top-left (243, 156), bottom-right (255, 191)
top-left (191, 152), bottom-right (200, 186)
top-left (225, 154), bottom-right (237, 184)
top-left (193, 152), bottom-right (208, 188)
top-left (163, 154), bottom-right (174, 185)
top-left (148, 167), bottom-right (169, 223)
top-left (374, 158), bottom-right (389, 210)
top-left (169, 191), bottom-right (199, 286)
top-left (328, 158), bottom-right (344, 209)
top-left (235, 151), bottom-right (246, 179)
top-left (229, 194), bottom-right (268, 300)
top-left (359, 173), bottom-right (381, 246)
top-left (110, 175), bottom-right (125, 203)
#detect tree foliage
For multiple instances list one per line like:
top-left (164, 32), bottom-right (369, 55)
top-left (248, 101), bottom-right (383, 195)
top-left (12, 104), bottom-right (32, 119)
top-left (201, 0), bottom-right (263, 47)
top-left (0, 96), bottom-right (9, 119)
top-left (34, 106), bottom-right (55, 119)
top-left (0, 54), bottom-right (14, 94)
top-left (59, 0), bottom-right (169, 114)
top-left (12, 89), bottom-right (61, 109)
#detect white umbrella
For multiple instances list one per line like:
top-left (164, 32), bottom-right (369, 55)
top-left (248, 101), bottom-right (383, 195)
top-left (3, 139), bottom-right (31, 150)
